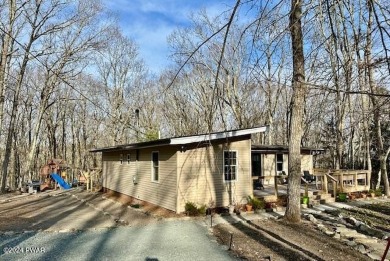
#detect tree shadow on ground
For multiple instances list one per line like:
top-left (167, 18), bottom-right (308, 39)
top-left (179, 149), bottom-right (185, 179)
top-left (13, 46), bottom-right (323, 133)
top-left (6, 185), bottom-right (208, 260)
top-left (230, 217), bottom-right (323, 261)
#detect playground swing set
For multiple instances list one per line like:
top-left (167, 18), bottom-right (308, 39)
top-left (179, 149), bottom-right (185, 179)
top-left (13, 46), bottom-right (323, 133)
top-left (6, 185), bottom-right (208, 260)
top-left (39, 159), bottom-right (102, 192)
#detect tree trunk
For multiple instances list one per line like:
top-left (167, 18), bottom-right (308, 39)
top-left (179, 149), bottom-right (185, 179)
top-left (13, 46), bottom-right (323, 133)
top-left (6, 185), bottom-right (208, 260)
top-left (0, 0), bottom-right (16, 139)
top-left (285, 0), bottom-right (306, 223)
top-left (366, 0), bottom-right (390, 196)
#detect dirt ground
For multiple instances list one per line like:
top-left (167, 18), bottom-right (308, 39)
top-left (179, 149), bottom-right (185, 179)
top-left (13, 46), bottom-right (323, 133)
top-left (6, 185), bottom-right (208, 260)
top-left (338, 202), bottom-right (390, 232)
top-left (0, 189), bottom-right (165, 232)
top-left (213, 219), bottom-right (372, 261)
top-left (213, 198), bottom-right (390, 261)
top-left (0, 189), bottom-right (389, 261)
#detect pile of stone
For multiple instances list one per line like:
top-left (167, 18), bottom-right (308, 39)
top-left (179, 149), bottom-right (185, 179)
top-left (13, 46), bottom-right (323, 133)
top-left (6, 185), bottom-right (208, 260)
top-left (303, 211), bottom-right (389, 260)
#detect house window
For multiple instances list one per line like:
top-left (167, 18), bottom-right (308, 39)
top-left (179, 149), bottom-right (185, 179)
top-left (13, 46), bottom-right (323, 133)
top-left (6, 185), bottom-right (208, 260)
top-left (276, 153), bottom-right (283, 172)
top-left (120, 154), bottom-right (123, 165)
top-left (151, 152), bottom-right (159, 182)
top-left (127, 154), bottom-right (131, 164)
top-left (224, 151), bottom-right (237, 181)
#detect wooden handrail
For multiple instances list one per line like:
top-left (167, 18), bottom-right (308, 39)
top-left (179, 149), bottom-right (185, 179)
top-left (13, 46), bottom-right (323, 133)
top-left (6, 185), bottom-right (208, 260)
top-left (325, 172), bottom-right (338, 183)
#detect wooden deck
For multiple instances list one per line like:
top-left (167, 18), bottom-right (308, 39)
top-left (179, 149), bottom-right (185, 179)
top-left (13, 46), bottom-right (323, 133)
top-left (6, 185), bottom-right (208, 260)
top-left (313, 169), bottom-right (371, 194)
top-left (254, 183), bottom-right (320, 202)
top-left (253, 169), bottom-right (371, 202)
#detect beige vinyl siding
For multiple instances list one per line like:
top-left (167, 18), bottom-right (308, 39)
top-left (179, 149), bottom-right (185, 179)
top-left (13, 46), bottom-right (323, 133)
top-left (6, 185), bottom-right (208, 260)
top-left (259, 153), bottom-right (313, 185)
top-left (262, 154), bottom-right (276, 184)
top-left (102, 146), bottom-right (177, 212)
top-left (301, 154), bottom-right (313, 173)
top-left (176, 139), bottom-right (252, 213)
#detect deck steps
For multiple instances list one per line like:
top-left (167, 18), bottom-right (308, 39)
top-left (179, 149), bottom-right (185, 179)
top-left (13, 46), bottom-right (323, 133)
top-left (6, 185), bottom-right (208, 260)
top-left (317, 193), bottom-right (335, 203)
top-left (308, 199), bottom-right (321, 207)
top-left (316, 193), bottom-right (332, 200)
top-left (320, 197), bottom-right (336, 203)
top-left (301, 192), bottom-right (335, 205)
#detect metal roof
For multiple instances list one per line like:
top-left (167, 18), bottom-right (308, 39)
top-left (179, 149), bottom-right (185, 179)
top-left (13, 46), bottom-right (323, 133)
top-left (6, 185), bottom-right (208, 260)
top-left (91, 126), bottom-right (268, 153)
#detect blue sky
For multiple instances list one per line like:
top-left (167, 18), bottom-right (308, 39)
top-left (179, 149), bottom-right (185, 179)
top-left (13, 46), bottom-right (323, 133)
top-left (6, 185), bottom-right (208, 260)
top-left (103, 0), bottom-right (236, 74)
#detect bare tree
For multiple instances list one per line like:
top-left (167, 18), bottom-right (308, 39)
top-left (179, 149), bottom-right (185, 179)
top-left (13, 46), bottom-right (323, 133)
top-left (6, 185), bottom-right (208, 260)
top-left (96, 27), bottom-right (147, 145)
top-left (367, 0), bottom-right (390, 196)
top-left (285, 0), bottom-right (306, 223)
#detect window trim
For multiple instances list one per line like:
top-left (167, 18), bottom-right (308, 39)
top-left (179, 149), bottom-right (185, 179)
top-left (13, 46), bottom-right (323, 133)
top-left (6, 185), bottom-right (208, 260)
top-left (127, 154), bottom-right (131, 164)
top-left (223, 150), bottom-right (238, 182)
top-left (276, 153), bottom-right (283, 173)
top-left (151, 151), bottom-right (159, 183)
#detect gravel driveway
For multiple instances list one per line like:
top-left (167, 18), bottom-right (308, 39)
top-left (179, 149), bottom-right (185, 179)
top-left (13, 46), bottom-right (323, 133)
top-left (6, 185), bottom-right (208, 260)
top-left (1, 221), bottom-right (236, 261)
top-left (0, 189), bottom-right (236, 260)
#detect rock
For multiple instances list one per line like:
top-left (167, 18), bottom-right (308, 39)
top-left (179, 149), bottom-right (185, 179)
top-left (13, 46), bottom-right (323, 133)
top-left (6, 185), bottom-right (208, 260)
top-left (324, 221), bottom-right (335, 226)
top-left (354, 238), bottom-right (378, 245)
top-left (305, 214), bottom-right (318, 223)
top-left (346, 240), bottom-right (357, 247)
top-left (59, 229), bottom-right (70, 233)
top-left (344, 232), bottom-right (367, 239)
top-left (333, 233), bottom-right (341, 239)
top-left (4, 231), bottom-right (14, 236)
top-left (324, 209), bottom-right (341, 216)
top-left (319, 227), bottom-right (328, 233)
top-left (346, 216), bottom-right (362, 227)
top-left (325, 230), bottom-right (335, 237)
top-left (354, 244), bottom-right (367, 254)
top-left (367, 253), bottom-right (382, 260)
top-left (358, 224), bottom-right (386, 239)
top-left (336, 218), bottom-right (350, 227)
top-left (335, 227), bottom-right (355, 234)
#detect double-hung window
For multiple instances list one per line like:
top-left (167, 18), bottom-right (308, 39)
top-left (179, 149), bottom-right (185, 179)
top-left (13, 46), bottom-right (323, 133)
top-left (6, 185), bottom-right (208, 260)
top-left (127, 154), bottom-right (131, 164)
top-left (224, 151), bottom-right (237, 181)
top-left (151, 152), bottom-right (159, 182)
top-left (276, 153), bottom-right (283, 173)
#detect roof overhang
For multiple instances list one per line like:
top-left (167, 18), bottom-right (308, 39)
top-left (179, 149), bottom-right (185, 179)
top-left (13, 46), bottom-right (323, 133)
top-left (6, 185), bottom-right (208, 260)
top-left (91, 126), bottom-right (268, 153)
top-left (170, 126), bottom-right (267, 145)
top-left (251, 144), bottom-right (325, 155)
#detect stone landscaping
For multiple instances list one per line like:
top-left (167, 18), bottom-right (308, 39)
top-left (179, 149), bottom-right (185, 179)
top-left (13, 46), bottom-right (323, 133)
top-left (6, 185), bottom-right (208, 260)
top-left (303, 205), bottom-right (389, 260)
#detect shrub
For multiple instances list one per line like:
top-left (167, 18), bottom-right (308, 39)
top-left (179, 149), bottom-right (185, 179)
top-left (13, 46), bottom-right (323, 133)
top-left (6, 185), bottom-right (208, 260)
top-left (185, 202), bottom-right (208, 216)
top-left (251, 197), bottom-right (265, 210)
top-left (185, 202), bottom-right (198, 216)
top-left (247, 196), bottom-right (265, 210)
top-left (374, 188), bottom-right (383, 197)
top-left (370, 188), bottom-right (384, 197)
top-left (198, 204), bottom-right (207, 215)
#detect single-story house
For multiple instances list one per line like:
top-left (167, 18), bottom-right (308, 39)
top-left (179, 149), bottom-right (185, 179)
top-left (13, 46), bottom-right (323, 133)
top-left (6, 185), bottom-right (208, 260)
top-left (91, 126), bottom-right (268, 213)
top-left (91, 127), bottom-right (324, 213)
top-left (251, 145), bottom-right (325, 185)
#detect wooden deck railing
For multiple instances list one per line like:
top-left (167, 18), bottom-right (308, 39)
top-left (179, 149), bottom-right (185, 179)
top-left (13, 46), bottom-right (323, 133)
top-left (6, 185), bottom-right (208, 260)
top-left (313, 169), bottom-right (371, 193)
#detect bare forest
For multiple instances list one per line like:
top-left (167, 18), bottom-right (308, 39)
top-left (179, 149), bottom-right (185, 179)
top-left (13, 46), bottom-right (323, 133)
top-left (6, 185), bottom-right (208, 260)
top-left (1, 0), bottom-right (390, 207)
